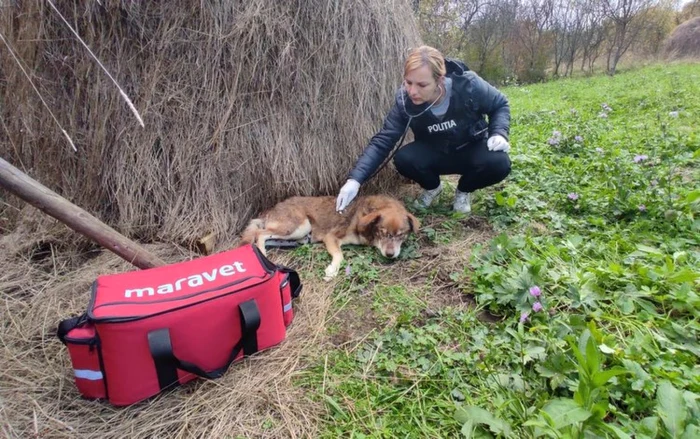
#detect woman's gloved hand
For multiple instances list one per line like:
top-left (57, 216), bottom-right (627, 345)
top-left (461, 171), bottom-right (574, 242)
top-left (487, 135), bottom-right (511, 152)
top-left (335, 179), bottom-right (361, 212)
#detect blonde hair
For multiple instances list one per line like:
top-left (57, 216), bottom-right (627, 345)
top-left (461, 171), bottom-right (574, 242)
top-left (404, 45), bottom-right (446, 81)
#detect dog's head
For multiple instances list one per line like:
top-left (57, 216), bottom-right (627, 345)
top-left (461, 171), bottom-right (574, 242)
top-left (357, 208), bottom-right (420, 259)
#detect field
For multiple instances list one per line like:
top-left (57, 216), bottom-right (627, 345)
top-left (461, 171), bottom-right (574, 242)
top-left (290, 63), bottom-right (700, 438)
top-left (1, 63), bottom-right (698, 439)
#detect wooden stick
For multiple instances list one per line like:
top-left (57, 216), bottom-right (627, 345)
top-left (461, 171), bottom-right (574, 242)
top-left (195, 231), bottom-right (217, 255)
top-left (0, 157), bottom-right (165, 269)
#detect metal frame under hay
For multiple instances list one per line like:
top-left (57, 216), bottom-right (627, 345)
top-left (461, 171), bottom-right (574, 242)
top-left (662, 16), bottom-right (700, 60)
top-left (0, 0), bottom-right (420, 246)
top-left (0, 1), bottom-right (421, 437)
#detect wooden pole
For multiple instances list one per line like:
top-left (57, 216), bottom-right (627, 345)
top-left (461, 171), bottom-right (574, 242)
top-left (0, 157), bottom-right (166, 270)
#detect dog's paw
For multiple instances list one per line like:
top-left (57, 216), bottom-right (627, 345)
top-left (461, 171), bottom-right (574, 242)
top-left (323, 264), bottom-right (339, 281)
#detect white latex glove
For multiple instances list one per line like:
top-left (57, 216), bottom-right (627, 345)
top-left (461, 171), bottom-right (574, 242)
top-left (487, 135), bottom-right (511, 152)
top-left (336, 179), bottom-right (361, 212)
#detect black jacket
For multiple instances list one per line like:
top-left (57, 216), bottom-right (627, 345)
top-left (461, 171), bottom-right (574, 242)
top-left (348, 59), bottom-right (510, 184)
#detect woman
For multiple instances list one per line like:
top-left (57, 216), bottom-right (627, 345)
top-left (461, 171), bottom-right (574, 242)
top-left (335, 45), bottom-right (511, 214)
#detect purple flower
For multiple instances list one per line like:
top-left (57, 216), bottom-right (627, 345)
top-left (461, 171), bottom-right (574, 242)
top-left (595, 147), bottom-right (604, 153)
top-left (669, 111), bottom-right (679, 118)
top-left (547, 130), bottom-right (562, 146)
top-left (634, 154), bottom-right (648, 163)
top-left (651, 179), bottom-right (658, 186)
top-left (598, 112), bottom-right (608, 119)
top-left (574, 135), bottom-right (583, 143)
top-left (520, 312), bottom-right (529, 323)
top-left (529, 286), bottom-right (541, 297)
top-left (345, 264), bottom-right (352, 276)
top-left (568, 192), bottom-right (579, 201)
top-left (532, 302), bottom-right (543, 312)
top-left (602, 103), bottom-right (612, 112)
top-left (638, 204), bottom-right (646, 212)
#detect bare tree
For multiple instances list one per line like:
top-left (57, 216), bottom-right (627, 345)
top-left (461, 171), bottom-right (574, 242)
top-left (678, 0), bottom-right (700, 23)
top-left (552, 0), bottom-right (583, 76)
top-left (449, 0), bottom-right (491, 57)
top-left (602, 0), bottom-right (657, 74)
top-left (515, 0), bottom-right (556, 81)
top-left (415, 0), bottom-right (471, 55)
top-left (466, 1), bottom-right (517, 74)
top-left (579, 0), bottom-right (608, 72)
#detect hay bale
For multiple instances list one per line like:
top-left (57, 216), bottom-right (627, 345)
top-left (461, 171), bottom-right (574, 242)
top-left (662, 16), bottom-right (700, 60)
top-left (0, 0), bottom-right (420, 247)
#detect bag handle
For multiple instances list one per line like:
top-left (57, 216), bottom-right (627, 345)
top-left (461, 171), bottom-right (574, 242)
top-left (57, 313), bottom-right (88, 345)
top-left (278, 266), bottom-right (302, 298)
top-left (147, 299), bottom-right (260, 390)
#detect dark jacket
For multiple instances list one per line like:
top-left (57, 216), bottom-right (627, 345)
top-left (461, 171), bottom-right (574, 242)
top-left (348, 59), bottom-right (510, 184)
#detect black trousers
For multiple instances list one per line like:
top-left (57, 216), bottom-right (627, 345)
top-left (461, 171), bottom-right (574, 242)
top-left (392, 140), bottom-right (511, 193)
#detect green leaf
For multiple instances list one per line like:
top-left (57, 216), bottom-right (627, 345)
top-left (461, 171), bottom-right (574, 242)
top-left (657, 381), bottom-right (687, 438)
top-left (602, 423), bottom-right (632, 439)
top-left (680, 425), bottom-right (700, 439)
top-left (599, 344), bottom-right (615, 354)
top-left (585, 332), bottom-right (601, 375)
top-left (461, 420), bottom-right (474, 438)
top-left (683, 189), bottom-right (700, 204)
top-left (639, 416), bottom-right (659, 438)
top-left (452, 388), bottom-right (466, 401)
top-left (455, 406), bottom-right (512, 437)
top-left (495, 192), bottom-right (506, 206)
top-left (636, 244), bottom-right (664, 255)
top-left (524, 345), bottom-right (547, 364)
top-left (666, 269), bottom-right (700, 284)
top-left (323, 395), bottom-right (348, 420)
top-left (592, 367), bottom-right (629, 387)
top-left (541, 398), bottom-right (592, 430)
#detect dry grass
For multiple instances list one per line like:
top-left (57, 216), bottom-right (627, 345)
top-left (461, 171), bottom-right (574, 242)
top-left (0, 1), bottom-right (501, 437)
top-left (0, 179), bottom-right (496, 438)
top-left (0, 0), bottom-right (420, 245)
top-left (0, 226), bottom-right (335, 438)
top-left (662, 16), bottom-right (700, 60)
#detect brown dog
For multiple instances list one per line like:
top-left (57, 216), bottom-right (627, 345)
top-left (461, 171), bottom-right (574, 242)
top-left (240, 195), bottom-right (420, 280)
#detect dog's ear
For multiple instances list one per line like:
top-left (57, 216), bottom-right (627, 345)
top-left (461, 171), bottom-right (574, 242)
top-left (407, 213), bottom-right (420, 233)
top-left (358, 211), bottom-right (382, 233)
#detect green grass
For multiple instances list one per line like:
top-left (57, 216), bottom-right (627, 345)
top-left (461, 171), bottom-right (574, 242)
top-left (299, 63), bottom-right (700, 438)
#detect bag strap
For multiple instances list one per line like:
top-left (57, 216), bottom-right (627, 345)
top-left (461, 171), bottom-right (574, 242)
top-left (147, 299), bottom-right (261, 390)
top-left (278, 266), bottom-right (302, 298)
top-left (57, 313), bottom-right (88, 345)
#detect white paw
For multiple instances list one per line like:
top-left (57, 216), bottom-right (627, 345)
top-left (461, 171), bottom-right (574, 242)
top-left (323, 264), bottom-right (339, 281)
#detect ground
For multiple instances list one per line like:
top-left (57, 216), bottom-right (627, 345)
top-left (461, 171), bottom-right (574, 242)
top-left (1, 62), bottom-right (699, 438)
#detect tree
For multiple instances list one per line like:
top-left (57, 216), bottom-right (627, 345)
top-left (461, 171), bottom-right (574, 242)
top-left (515, 0), bottom-right (556, 81)
top-left (602, 0), bottom-right (657, 74)
top-left (579, 0), bottom-right (608, 72)
top-left (635, 2), bottom-right (677, 55)
top-left (466, 1), bottom-right (517, 76)
top-left (415, 0), bottom-right (470, 56)
top-left (678, 0), bottom-right (700, 23)
top-left (552, 0), bottom-right (591, 77)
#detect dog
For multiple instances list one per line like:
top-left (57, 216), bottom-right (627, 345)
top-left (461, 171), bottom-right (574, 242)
top-left (240, 195), bottom-right (420, 280)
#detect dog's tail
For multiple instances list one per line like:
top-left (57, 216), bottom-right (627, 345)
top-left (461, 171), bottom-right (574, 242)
top-left (240, 218), bottom-right (265, 244)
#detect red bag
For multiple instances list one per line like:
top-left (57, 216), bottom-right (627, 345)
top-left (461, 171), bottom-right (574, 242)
top-left (57, 244), bottom-right (301, 406)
